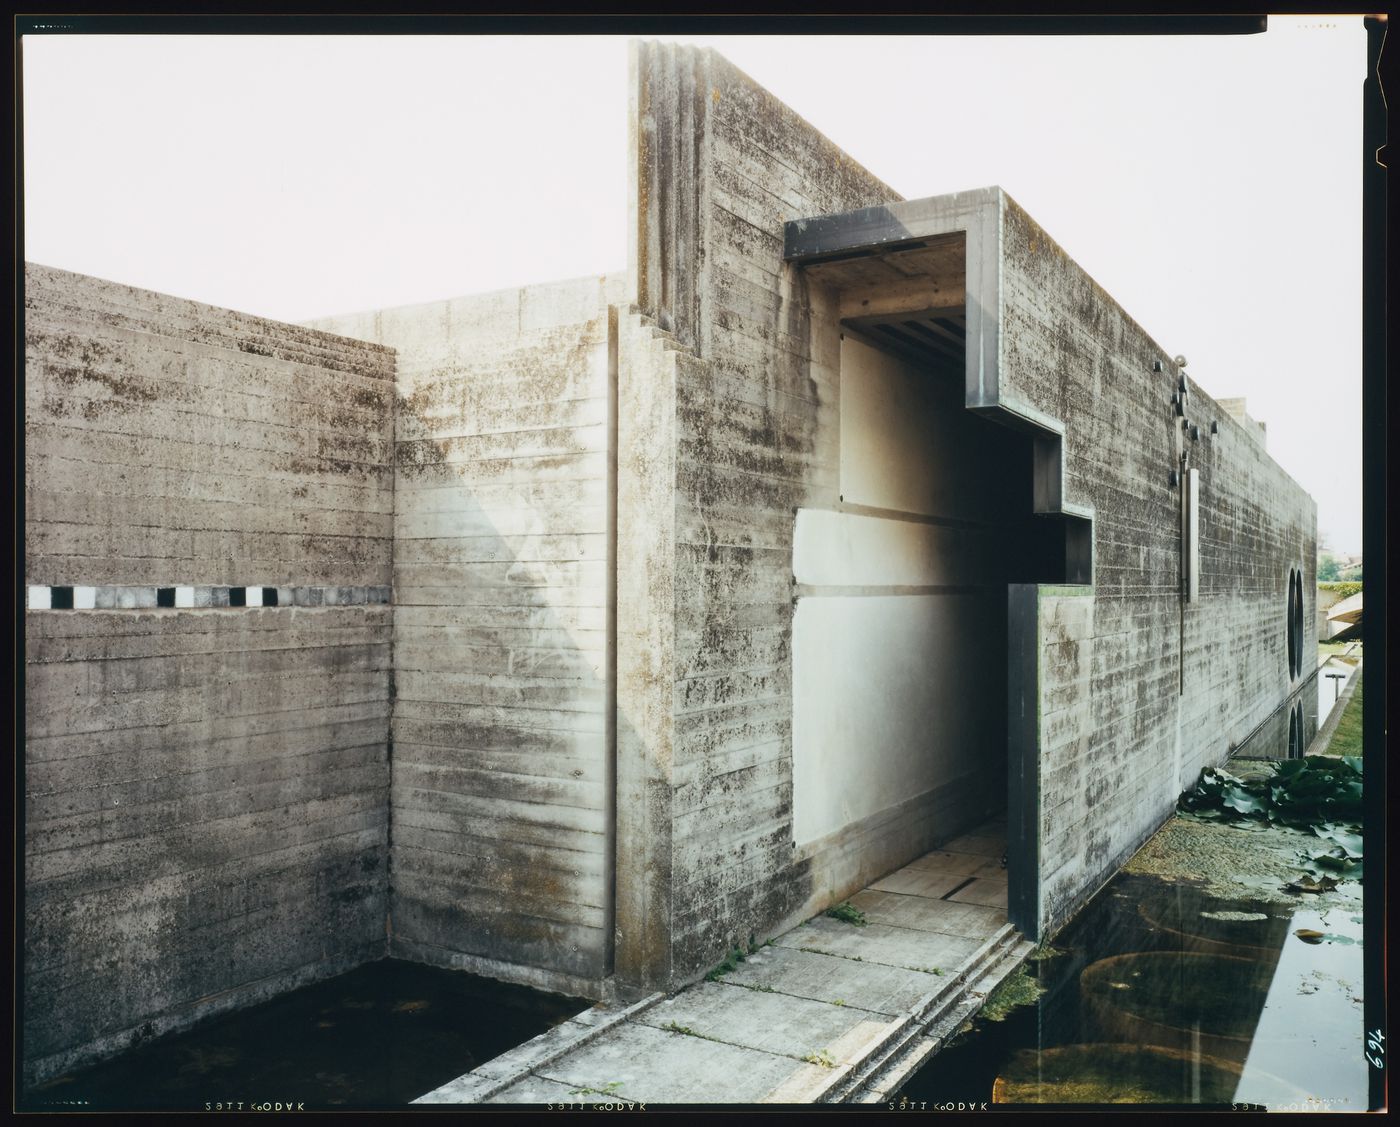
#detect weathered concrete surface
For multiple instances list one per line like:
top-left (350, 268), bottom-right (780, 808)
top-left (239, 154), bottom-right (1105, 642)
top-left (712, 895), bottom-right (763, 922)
top-left (306, 274), bottom-right (626, 996)
top-left (618, 39), bottom-right (917, 995)
top-left (995, 194), bottom-right (1318, 936)
top-left (417, 820), bottom-right (1032, 1105)
top-left (23, 265), bottom-right (394, 1086)
top-left (25, 263), bottom-right (395, 587)
top-left (22, 41), bottom-right (1321, 1086)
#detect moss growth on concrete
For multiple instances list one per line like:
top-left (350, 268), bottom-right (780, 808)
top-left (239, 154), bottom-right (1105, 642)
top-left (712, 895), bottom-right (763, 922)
top-left (980, 965), bottom-right (1045, 1022)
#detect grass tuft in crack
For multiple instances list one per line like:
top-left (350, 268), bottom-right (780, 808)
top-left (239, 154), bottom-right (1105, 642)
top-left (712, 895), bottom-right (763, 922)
top-left (824, 902), bottom-right (868, 927)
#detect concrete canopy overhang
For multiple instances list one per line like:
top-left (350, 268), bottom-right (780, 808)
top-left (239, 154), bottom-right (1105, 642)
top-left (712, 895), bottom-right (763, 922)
top-left (784, 186), bottom-right (1094, 533)
top-left (794, 233), bottom-right (967, 376)
top-left (785, 187), bottom-right (1004, 412)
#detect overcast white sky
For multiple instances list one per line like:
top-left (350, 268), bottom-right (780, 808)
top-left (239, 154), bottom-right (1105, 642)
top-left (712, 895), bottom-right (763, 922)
top-left (22, 19), bottom-right (1368, 552)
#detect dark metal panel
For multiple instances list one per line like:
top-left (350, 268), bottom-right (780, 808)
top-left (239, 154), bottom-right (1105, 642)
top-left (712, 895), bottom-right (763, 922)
top-left (1006, 583), bottom-right (1041, 941)
top-left (1032, 433), bottom-right (1063, 514)
top-left (784, 188), bottom-right (1001, 263)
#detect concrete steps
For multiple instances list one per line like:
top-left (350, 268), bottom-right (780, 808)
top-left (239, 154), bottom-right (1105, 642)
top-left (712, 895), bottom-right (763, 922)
top-left (847, 927), bottom-right (1036, 1104)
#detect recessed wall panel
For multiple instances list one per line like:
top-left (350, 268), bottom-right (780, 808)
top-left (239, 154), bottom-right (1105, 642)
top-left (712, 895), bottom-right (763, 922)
top-left (792, 593), bottom-right (994, 846)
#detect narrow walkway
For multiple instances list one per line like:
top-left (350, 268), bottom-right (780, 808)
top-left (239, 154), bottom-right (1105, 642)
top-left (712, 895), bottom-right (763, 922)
top-left (417, 815), bottom-right (1032, 1105)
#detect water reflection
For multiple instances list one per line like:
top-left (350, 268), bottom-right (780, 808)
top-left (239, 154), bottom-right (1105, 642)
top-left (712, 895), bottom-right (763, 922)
top-left (1317, 656), bottom-right (1357, 727)
top-left (898, 873), bottom-right (1364, 1108)
top-left (23, 959), bottom-right (587, 1111)
top-left (1231, 669), bottom-right (1320, 762)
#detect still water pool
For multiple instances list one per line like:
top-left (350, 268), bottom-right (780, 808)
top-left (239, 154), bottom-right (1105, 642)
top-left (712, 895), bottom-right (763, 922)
top-left (898, 872), bottom-right (1365, 1110)
top-left (25, 959), bottom-right (587, 1111)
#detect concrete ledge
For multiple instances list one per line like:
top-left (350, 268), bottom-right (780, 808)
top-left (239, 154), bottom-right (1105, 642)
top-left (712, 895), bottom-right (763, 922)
top-left (850, 933), bottom-right (1036, 1104)
top-left (411, 993), bottom-right (665, 1104)
top-left (1309, 659), bottom-right (1362, 756)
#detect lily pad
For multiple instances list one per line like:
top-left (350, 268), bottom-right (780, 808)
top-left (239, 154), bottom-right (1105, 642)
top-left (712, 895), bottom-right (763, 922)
top-left (1180, 757), bottom-right (1364, 839)
top-left (1282, 874), bottom-right (1339, 894)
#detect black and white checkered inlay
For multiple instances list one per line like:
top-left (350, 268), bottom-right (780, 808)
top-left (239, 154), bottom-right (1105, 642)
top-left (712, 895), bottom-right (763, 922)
top-left (27, 586), bottom-right (392, 610)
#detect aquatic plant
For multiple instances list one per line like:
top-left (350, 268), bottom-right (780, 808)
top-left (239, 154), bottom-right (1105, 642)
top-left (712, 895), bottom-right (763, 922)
top-left (1179, 755), bottom-right (1363, 881)
top-left (1179, 755), bottom-right (1361, 833)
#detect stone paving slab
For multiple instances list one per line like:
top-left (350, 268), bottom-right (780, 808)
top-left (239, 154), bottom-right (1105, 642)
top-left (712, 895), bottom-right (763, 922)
top-left (948, 877), bottom-right (1008, 909)
top-left (775, 916), bottom-right (979, 974)
top-left (870, 866), bottom-right (970, 898)
top-left (904, 850), bottom-right (1002, 877)
top-left (636, 980), bottom-right (893, 1061)
top-left (941, 832), bottom-right (1005, 857)
top-left (721, 945), bottom-right (939, 1016)
top-left (532, 1020), bottom-right (825, 1103)
top-left (413, 993), bottom-right (662, 1103)
top-left (424, 817), bottom-right (1016, 1105)
top-left (850, 888), bottom-right (1005, 938)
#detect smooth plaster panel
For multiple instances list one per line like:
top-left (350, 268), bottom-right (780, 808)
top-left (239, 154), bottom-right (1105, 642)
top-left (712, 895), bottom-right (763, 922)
top-left (791, 593), bottom-right (991, 846)
top-left (839, 336), bottom-right (976, 521)
top-left (793, 508), bottom-right (994, 589)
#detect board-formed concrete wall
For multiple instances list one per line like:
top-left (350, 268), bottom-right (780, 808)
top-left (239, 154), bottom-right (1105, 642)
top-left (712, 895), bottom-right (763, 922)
top-left (617, 41), bottom-right (910, 990)
top-left (618, 43), bottom-right (1319, 988)
top-left (995, 195), bottom-right (1317, 933)
top-left (22, 40), bottom-right (1321, 1041)
top-left (23, 263), bottom-right (395, 1085)
top-left (306, 274), bottom-right (625, 997)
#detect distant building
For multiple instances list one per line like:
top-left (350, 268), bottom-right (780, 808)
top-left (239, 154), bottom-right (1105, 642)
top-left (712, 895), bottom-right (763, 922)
top-left (1216, 397), bottom-right (1268, 450)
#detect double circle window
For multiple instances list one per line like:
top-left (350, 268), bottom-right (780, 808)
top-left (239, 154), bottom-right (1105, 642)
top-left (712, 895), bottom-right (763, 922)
top-left (1287, 699), bottom-right (1305, 758)
top-left (1286, 567), bottom-right (1304, 680)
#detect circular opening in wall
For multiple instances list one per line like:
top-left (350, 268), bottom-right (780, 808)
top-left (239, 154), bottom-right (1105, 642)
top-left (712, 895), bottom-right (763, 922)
top-left (1286, 568), bottom-right (1299, 679)
top-left (1288, 701), bottom-right (1304, 759)
top-left (1294, 573), bottom-right (1305, 680)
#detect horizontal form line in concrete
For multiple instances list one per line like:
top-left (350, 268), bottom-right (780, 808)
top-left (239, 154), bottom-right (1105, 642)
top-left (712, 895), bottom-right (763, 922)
top-left (27, 585), bottom-right (393, 610)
